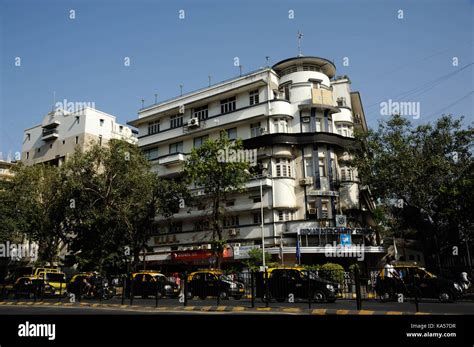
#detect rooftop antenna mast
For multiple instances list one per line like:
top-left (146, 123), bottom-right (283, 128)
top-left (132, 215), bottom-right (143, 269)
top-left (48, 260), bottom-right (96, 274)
top-left (297, 31), bottom-right (304, 57)
top-left (52, 91), bottom-right (56, 113)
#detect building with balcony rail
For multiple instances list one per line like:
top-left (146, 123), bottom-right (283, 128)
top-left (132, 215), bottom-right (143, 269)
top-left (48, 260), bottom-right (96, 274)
top-left (21, 107), bottom-right (137, 166)
top-left (129, 56), bottom-right (383, 269)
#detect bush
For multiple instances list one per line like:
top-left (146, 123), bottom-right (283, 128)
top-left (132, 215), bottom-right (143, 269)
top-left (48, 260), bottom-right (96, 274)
top-left (319, 263), bottom-right (345, 284)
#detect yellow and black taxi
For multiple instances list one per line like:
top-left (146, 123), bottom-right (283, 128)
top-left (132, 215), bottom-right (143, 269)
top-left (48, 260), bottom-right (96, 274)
top-left (186, 269), bottom-right (245, 300)
top-left (33, 268), bottom-right (67, 296)
top-left (256, 267), bottom-right (338, 303)
top-left (127, 271), bottom-right (180, 298)
top-left (375, 264), bottom-right (462, 302)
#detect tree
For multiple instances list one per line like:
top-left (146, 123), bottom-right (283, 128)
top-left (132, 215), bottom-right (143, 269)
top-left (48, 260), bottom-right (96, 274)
top-left (2, 163), bottom-right (69, 265)
top-left (63, 139), bottom-right (189, 273)
top-left (183, 134), bottom-right (251, 268)
top-left (349, 114), bottom-right (473, 269)
top-left (243, 248), bottom-right (274, 271)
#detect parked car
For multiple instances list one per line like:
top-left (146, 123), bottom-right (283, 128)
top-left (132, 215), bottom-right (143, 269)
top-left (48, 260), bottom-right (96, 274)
top-left (375, 265), bottom-right (462, 302)
top-left (127, 271), bottom-right (180, 298)
top-left (186, 270), bottom-right (245, 300)
top-left (11, 276), bottom-right (55, 298)
top-left (256, 267), bottom-right (338, 303)
top-left (34, 268), bottom-right (67, 296)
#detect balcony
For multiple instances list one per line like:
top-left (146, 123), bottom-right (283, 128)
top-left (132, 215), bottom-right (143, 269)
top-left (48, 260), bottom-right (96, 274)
top-left (245, 175), bottom-right (273, 189)
top-left (41, 128), bottom-right (59, 141)
top-left (312, 88), bottom-right (334, 105)
top-left (158, 153), bottom-right (187, 166)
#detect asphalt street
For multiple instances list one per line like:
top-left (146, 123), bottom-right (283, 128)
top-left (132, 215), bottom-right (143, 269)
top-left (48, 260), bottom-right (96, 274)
top-left (0, 297), bottom-right (473, 314)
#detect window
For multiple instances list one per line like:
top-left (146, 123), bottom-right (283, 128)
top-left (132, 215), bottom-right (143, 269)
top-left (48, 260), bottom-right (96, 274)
top-left (278, 210), bottom-right (292, 221)
top-left (220, 96), bottom-right (236, 114)
top-left (193, 135), bottom-right (209, 148)
top-left (169, 141), bottom-right (183, 154)
top-left (75, 136), bottom-right (79, 144)
top-left (144, 147), bottom-right (159, 161)
top-left (169, 222), bottom-right (182, 233)
top-left (223, 215), bottom-right (239, 227)
top-left (225, 200), bottom-right (235, 207)
top-left (148, 120), bottom-right (160, 135)
top-left (305, 158), bottom-right (313, 177)
top-left (273, 118), bottom-right (288, 133)
top-left (318, 159), bottom-right (326, 177)
top-left (75, 116), bottom-right (80, 124)
top-left (99, 135), bottom-right (103, 146)
top-left (336, 123), bottom-right (353, 137)
top-left (49, 143), bottom-right (53, 149)
top-left (250, 122), bottom-right (261, 138)
top-left (226, 128), bottom-right (237, 141)
top-left (37, 148), bottom-right (40, 153)
top-left (62, 140), bottom-right (65, 145)
top-left (170, 114), bottom-right (183, 128)
top-left (320, 201), bottom-right (329, 219)
top-left (341, 167), bottom-right (354, 181)
top-left (99, 119), bottom-right (104, 127)
top-left (253, 212), bottom-right (262, 225)
top-left (26, 133), bottom-right (30, 141)
top-left (194, 220), bottom-right (209, 232)
top-left (251, 196), bottom-right (261, 203)
top-left (193, 105), bottom-right (208, 120)
top-left (249, 90), bottom-right (259, 105)
top-left (119, 125), bottom-right (123, 132)
top-left (316, 118), bottom-right (322, 132)
top-left (26, 152), bottom-right (29, 160)
top-left (275, 158), bottom-right (292, 177)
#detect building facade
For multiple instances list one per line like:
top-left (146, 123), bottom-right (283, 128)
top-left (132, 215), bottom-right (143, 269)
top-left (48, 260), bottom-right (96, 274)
top-left (129, 56), bottom-right (384, 269)
top-left (21, 107), bottom-right (137, 166)
top-left (0, 160), bottom-right (15, 181)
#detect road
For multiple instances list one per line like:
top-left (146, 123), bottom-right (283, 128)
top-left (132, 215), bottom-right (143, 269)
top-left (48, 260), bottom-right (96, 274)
top-left (0, 296), bottom-right (473, 314)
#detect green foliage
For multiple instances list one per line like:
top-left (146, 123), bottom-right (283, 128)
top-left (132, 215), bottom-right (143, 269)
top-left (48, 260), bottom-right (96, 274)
top-left (243, 248), bottom-right (274, 270)
top-left (183, 134), bottom-right (251, 268)
top-left (349, 114), bottom-right (473, 264)
top-left (319, 263), bottom-right (345, 284)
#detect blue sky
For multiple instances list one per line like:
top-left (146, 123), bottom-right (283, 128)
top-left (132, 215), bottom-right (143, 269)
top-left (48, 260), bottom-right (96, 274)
top-left (0, 0), bottom-right (472, 158)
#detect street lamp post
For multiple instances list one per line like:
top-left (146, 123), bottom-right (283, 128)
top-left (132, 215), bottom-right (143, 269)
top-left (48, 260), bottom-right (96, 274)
top-left (260, 178), bottom-right (265, 269)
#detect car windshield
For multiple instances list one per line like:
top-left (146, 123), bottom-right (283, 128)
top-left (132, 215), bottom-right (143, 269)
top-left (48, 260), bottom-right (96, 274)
top-left (220, 275), bottom-right (233, 281)
top-left (45, 273), bottom-right (65, 282)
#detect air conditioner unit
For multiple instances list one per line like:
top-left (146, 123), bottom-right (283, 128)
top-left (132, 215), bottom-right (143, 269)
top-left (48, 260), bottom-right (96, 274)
top-left (188, 117), bottom-right (199, 128)
top-left (302, 117), bottom-right (310, 123)
top-left (260, 127), bottom-right (268, 135)
top-left (228, 229), bottom-right (240, 237)
top-left (300, 177), bottom-right (314, 186)
top-left (308, 208), bottom-right (317, 214)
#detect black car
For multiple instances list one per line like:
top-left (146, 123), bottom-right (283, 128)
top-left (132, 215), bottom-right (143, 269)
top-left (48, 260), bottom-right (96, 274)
top-left (256, 267), bottom-right (338, 303)
top-left (127, 271), bottom-right (180, 298)
top-left (186, 270), bottom-right (245, 300)
top-left (375, 265), bottom-right (462, 302)
top-left (12, 277), bottom-right (55, 298)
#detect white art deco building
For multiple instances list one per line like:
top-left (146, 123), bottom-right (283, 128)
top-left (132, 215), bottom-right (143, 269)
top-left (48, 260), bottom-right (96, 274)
top-left (129, 56), bottom-right (384, 269)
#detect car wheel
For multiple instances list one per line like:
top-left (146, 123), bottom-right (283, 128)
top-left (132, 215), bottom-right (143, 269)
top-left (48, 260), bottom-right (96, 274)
top-left (438, 291), bottom-right (453, 303)
top-left (219, 291), bottom-right (228, 300)
top-left (312, 290), bottom-right (326, 303)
